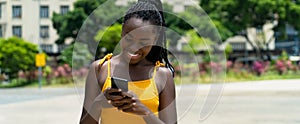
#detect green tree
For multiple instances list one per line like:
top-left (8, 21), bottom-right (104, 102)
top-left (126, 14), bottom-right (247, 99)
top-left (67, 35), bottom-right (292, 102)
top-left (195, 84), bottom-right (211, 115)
top-left (278, 50), bottom-right (289, 61)
top-left (177, 6), bottom-right (230, 42)
top-left (224, 43), bottom-right (233, 59)
top-left (74, 0), bottom-right (107, 15)
top-left (52, 9), bottom-right (87, 44)
top-left (59, 44), bottom-right (74, 66)
top-left (200, 0), bottom-right (300, 59)
top-left (59, 43), bottom-right (92, 69)
top-left (163, 3), bottom-right (193, 48)
top-left (94, 24), bottom-right (122, 58)
top-left (182, 30), bottom-right (213, 54)
top-left (52, 0), bottom-right (108, 44)
top-left (0, 37), bottom-right (38, 78)
top-left (52, 0), bottom-right (129, 56)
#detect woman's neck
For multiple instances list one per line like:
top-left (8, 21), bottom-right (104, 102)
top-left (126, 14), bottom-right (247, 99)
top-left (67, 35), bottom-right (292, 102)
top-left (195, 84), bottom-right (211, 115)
top-left (111, 55), bottom-right (155, 81)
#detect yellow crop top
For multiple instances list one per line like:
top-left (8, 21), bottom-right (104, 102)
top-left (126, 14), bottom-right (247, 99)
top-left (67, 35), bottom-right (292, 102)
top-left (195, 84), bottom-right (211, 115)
top-left (99, 53), bottom-right (164, 124)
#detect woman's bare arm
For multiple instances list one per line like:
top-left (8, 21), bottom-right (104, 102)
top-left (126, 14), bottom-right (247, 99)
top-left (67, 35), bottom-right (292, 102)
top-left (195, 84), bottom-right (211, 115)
top-left (80, 61), bottom-right (102, 124)
top-left (157, 68), bottom-right (177, 124)
top-left (143, 68), bottom-right (177, 124)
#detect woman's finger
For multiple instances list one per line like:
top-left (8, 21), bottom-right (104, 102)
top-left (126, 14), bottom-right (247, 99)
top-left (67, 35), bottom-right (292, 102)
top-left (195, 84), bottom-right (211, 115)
top-left (111, 96), bottom-right (135, 107)
top-left (118, 102), bottom-right (136, 111)
top-left (121, 90), bottom-right (138, 98)
top-left (110, 100), bottom-right (124, 107)
top-left (105, 88), bottom-right (122, 94)
top-left (104, 88), bottom-right (123, 100)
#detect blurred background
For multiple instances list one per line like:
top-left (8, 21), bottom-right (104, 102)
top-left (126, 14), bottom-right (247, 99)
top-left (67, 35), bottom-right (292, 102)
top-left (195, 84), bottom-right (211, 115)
top-left (0, 0), bottom-right (300, 124)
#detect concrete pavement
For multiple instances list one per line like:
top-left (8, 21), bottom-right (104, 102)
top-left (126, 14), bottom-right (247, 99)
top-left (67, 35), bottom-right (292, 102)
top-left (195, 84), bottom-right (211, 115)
top-left (0, 95), bottom-right (81, 124)
top-left (1, 79), bottom-right (300, 124)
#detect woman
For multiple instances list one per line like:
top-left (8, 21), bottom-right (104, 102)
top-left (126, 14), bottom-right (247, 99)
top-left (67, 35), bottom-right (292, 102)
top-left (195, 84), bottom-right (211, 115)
top-left (80, 0), bottom-right (177, 123)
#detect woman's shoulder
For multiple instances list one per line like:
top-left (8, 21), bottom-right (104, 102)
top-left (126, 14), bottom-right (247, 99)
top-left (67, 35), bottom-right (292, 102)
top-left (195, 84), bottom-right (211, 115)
top-left (154, 66), bottom-right (174, 93)
top-left (89, 56), bottom-right (111, 86)
top-left (92, 53), bottom-right (113, 70)
top-left (89, 59), bottom-right (108, 71)
top-left (156, 66), bottom-right (173, 78)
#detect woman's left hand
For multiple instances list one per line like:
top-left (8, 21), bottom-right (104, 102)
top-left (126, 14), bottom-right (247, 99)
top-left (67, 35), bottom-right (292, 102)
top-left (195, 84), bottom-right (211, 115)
top-left (111, 91), bottom-right (152, 115)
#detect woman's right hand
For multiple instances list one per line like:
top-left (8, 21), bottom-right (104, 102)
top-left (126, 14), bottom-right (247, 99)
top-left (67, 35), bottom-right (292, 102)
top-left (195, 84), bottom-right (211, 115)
top-left (103, 88), bottom-right (126, 107)
top-left (104, 89), bottom-right (152, 116)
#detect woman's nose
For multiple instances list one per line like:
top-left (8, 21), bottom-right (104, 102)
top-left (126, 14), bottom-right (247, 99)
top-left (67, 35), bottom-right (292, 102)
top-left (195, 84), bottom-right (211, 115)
top-left (129, 44), bottom-right (142, 51)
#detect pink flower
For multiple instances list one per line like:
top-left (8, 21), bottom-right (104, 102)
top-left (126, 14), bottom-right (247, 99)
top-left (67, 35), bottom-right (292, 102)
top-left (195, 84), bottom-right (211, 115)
top-left (18, 71), bottom-right (26, 78)
top-left (252, 61), bottom-right (265, 75)
top-left (227, 61), bottom-right (233, 68)
top-left (63, 64), bottom-right (71, 73)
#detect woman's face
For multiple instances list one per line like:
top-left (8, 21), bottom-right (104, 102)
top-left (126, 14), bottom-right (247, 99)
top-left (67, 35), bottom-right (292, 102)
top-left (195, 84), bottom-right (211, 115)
top-left (120, 17), bottom-right (158, 64)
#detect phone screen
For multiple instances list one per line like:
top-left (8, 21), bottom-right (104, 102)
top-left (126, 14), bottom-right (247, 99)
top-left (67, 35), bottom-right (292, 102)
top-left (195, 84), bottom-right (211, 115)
top-left (111, 77), bottom-right (128, 92)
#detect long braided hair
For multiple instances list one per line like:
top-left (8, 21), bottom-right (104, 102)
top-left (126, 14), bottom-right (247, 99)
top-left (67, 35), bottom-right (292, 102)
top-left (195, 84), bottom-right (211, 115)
top-left (123, 0), bottom-right (174, 76)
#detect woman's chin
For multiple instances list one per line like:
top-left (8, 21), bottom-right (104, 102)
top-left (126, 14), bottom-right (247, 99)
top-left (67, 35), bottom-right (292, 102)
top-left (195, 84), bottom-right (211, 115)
top-left (128, 57), bottom-right (142, 65)
top-left (127, 53), bottom-right (142, 63)
top-left (120, 52), bottom-right (143, 64)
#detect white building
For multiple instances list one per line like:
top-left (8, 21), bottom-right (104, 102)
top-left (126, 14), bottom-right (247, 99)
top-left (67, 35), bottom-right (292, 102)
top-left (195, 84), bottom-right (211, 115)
top-left (0, 0), bottom-right (76, 54)
top-left (0, 0), bottom-right (198, 54)
top-left (115, 0), bottom-right (199, 13)
top-left (222, 22), bottom-right (276, 52)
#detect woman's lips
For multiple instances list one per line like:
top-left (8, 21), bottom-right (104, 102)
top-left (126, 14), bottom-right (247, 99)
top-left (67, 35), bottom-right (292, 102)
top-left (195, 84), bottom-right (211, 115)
top-left (127, 50), bottom-right (142, 60)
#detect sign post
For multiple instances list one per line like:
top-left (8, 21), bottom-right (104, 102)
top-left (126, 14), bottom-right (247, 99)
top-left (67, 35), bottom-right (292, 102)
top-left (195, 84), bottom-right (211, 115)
top-left (36, 53), bottom-right (46, 67)
top-left (37, 0), bottom-right (43, 89)
top-left (35, 53), bottom-right (46, 89)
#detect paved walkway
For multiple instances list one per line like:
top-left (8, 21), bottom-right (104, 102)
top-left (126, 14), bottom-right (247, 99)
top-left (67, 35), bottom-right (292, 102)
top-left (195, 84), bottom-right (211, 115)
top-left (177, 79), bottom-right (300, 124)
top-left (1, 79), bottom-right (300, 124)
top-left (0, 95), bottom-right (81, 124)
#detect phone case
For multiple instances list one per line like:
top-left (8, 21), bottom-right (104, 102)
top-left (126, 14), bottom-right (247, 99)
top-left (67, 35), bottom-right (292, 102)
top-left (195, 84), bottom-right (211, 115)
top-left (111, 77), bottom-right (128, 92)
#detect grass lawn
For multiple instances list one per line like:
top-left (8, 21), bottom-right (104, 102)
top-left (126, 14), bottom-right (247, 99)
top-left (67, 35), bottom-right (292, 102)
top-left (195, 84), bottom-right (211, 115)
top-left (1, 71), bottom-right (300, 88)
top-left (174, 70), bottom-right (300, 85)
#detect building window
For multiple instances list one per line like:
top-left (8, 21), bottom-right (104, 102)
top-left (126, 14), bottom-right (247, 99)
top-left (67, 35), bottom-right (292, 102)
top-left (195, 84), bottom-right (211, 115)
top-left (40, 25), bottom-right (49, 38)
top-left (60, 5), bottom-right (69, 15)
top-left (41, 44), bottom-right (53, 53)
top-left (230, 43), bottom-right (246, 50)
top-left (12, 26), bottom-right (22, 37)
top-left (0, 4), bottom-right (2, 19)
top-left (0, 26), bottom-right (2, 37)
top-left (12, 5), bottom-right (22, 18)
top-left (40, 6), bottom-right (49, 18)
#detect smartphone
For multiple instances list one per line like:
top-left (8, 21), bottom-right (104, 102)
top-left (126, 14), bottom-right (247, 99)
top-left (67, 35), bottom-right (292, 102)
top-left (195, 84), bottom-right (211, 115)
top-left (111, 77), bottom-right (128, 92)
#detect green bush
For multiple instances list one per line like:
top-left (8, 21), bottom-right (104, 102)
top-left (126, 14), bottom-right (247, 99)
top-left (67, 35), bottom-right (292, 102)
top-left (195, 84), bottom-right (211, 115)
top-left (0, 37), bottom-right (38, 79)
top-left (0, 78), bottom-right (30, 88)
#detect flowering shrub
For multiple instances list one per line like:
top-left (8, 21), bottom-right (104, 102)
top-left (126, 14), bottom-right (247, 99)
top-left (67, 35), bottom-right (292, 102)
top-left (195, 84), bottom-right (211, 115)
top-left (16, 64), bottom-right (89, 85)
top-left (252, 61), bottom-right (265, 76)
top-left (209, 62), bottom-right (223, 74)
top-left (51, 64), bottom-right (89, 84)
top-left (226, 60), bottom-right (233, 69)
top-left (198, 61), bottom-right (223, 76)
top-left (285, 60), bottom-right (298, 72)
top-left (17, 70), bottom-right (38, 81)
top-left (198, 63), bottom-right (208, 75)
top-left (275, 60), bottom-right (287, 75)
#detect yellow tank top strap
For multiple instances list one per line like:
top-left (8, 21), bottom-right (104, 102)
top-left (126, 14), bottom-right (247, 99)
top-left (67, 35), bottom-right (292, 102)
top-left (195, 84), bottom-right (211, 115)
top-left (155, 61), bottom-right (165, 67)
top-left (152, 61), bottom-right (165, 80)
top-left (107, 59), bottom-right (111, 77)
top-left (99, 53), bottom-right (113, 77)
top-left (98, 53), bottom-right (113, 66)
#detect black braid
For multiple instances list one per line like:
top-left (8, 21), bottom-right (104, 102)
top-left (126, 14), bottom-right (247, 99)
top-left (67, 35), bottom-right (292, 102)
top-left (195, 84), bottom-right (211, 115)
top-left (123, 0), bottom-right (174, 76)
